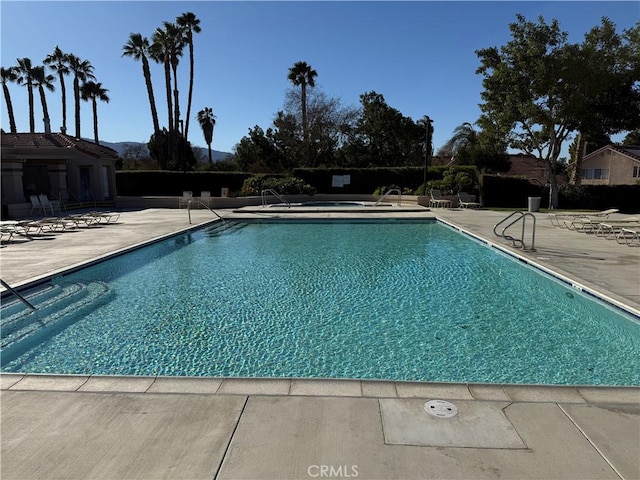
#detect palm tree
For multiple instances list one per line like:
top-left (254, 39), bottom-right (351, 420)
top-left (1, 66), bottom-right (18, 133)
top-left (287, 61), bottom-right (318, 144)
top-left (32, 66), bottom-right (56, 133)
top-left (80, 81), bottom-right (109, 144)
top-left (44, 46), bottom-right (70, 134)
top-left (197, 107), bottom-right (216, 164)
top-left (66, 54), bottom-right (95, 138)
top-left (122, 33), bottom-right (160, 134)
top-left (176, 12), bottom-right (201, 143)
top-left (14, 57), bottom-right (36, 132)
top-left (437, 122), bottom-right (478, 158)
top-left (150, 26), bottom-right (175, 133)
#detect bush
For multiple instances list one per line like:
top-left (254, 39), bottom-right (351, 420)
top-left (239, 175), bottom-right (316, 196)
top-left (115, 171), bottom-right (251, 196)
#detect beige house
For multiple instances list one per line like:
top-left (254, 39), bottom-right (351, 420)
top-left (1, 132), bottom-right (119, 218)
top-left (577, 145), bottom-right (640, 186)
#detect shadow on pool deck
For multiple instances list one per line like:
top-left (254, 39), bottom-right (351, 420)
top-left (1, 208), bottom-right (639, 479)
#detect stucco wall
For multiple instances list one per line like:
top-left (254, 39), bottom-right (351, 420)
top-left (581, 150), bottom-right (639, 185)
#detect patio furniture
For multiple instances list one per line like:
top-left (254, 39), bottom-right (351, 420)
top-left (178, 191), bottom-right (193, 209)
top-left (429, 189), bottom-right (452, 208)
top-left (38, 194), bottom-right (61, 216)
top-left (548, 209), bottom-right (619, 228)
top-left (458, 192), bottom-right (481, 209)
top-left (198, 191), bottom-right (211, 208)
top-left (29, 195), bottom-right (45, 216)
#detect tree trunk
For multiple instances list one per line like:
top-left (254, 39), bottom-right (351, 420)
top-left (38, 85), bottom-right (51, 133)
top-left (74, 78), bottom-right (81, 138)
top-left (28, 82), bottom-right (35, 133)
top-left (184, 42), bottom-right (194, 142)
top-left (207, 143), bottom-right (212, 164)
top-left (142, 57), bottom-right (160, 133)
top-left (92, 98), bottom-right (99, 144)
top-left (59, 73), bottom-right (67, 133)
top-left (2, 84), bottom-right (17, 133)
top-left (571, 132), bottom-right (586, 185)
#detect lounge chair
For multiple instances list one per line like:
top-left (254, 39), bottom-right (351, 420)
top-left (178, 191), bottom-right (193, 209)
top-left (86, 211), bottom-right (120, 224)
top-left (458, 192), bottom-right (481, 209)
top-left (29, 195), bottom-right (45, 216)
top-left (548, 209), bottom-right (619, 228)
top-left (199, 191), bottom-right (211, 208)
top-left (429, 189), bottom-right (452, 208)
top-left (38, 194), bottom-right (61, 216)
top-left (594, 218), bottom-right (640, 239)
top-left (616, 227), bottom-right (640, 246)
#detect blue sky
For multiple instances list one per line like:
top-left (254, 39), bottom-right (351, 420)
top-left (1, 1), bottom-right (638, 156)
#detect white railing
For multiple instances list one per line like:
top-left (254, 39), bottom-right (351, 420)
top-left (374, 189), bottom-right (402, 206)
top-left (261, 189), bottom-right (290, 208)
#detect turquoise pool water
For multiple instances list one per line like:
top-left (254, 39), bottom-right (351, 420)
top-left (2, 219), bottom-right (639, 385)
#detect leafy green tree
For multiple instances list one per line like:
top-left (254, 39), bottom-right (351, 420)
top-left (196, 107), bottom-right (216, 164)
top-left (622, 129), bottom-right (640, 146)
top-left (14, 57), bottom-right (36, 132)
top-left (437, 122), bottom-right (477, 158)
top-left (233, 126), bottom-right (285, 173)
top-left (44, 46), bottom-right (70, 134)
top-left (176, 12), bottom-right (201, 143)
top-left (1, 66), bottom-right (18, 133)
top-left (147, 128), bottom-right (196, 171)
top-left (80, 81), bottom-right (109, 144)
top-left (476, 15), bottom-right (640, 206)
top-left (66, 54), bottom-right (95, 138)
top-left (122, 33), bottom-right (160, 134)
top-left (32, 66), bottom-right (55, 133)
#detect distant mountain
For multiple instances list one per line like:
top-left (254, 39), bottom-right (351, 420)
top-left (99, 140), bottom-right (233, 163)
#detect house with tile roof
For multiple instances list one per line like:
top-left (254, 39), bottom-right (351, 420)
top-left (572, 144), bottom-right (640, 186)
top-left (1, 132), bottom-right (119, 217)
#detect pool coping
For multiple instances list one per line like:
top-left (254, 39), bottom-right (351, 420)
top-left (2, 373), bottom-right (639, 405)
top-left (2, 212), bottom-right (639, 393)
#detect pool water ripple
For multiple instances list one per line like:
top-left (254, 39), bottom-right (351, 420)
top-left (1, 220), bottom-right (639, 385)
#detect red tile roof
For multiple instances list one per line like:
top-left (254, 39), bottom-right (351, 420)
top-left (1, 132), bottom-right (119, 159)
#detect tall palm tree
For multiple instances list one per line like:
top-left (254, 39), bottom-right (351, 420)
top-left (122, 33), bottom-right (160, 134)
top-left (287, 61), bottom-right (318, 144)
top-left (66, 54), bottom-right (95, 138)
top-left (176, 12), bottom-right (201, 143)
top-left (14, 57), bottom-right (36, 132)
top-left (164, 21), bottom-right (184, 134)
top-left (32, 66), bottom-right (56, 133)
top-left (197, 107), bottom-right (216, 164)
top-left (1, 66), bottom-right (18, 133)
top-left (80, 81), bottom-right (109, 144)
top-left (44, 46), bottom-right (70, 134)
top-left (150, 26), bottom-right (175, 134)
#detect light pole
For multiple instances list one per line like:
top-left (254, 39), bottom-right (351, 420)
top-left (422, 115), bottom-right (433, 191)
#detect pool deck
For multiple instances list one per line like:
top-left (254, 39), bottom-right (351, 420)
top-left (1, 207), bottom-right (639, 479)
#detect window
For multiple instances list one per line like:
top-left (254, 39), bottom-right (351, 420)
top-left (594, 169), bottom-right (609, 180)
top-left (581, 169), bottom-right (594, 179)
top-left (633, 166), bottom-right (640, 178)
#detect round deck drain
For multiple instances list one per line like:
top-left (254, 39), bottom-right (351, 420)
top-left (424, 400), bottom-right (458, 418)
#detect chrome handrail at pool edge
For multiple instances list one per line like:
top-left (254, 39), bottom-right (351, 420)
top-left (261, 189), bottom-right (291, 208)
top-left (375, 188), bottom-right (402, 206)
top-left (0, 278), bottom-right (37, 311)
top-left (493, 211), bottom-right (536, 251)
top-left (186, 200), bottom-right (226, 224)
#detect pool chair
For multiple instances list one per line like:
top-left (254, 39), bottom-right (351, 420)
top-left (429, 189), bottom-right (452, 208)
top-left (594, 217), bottom-right (640, 239)
top-left (29, 195), bottom-right (45, 216)
top-left (198, 191), bottom-right (211, 208)
top-left (616, 227), bottom-right (640, 246)
top-left (38, 194), bottom-right (61, 216)
top-left (548, 209), bottom-right (619, 228)
top-left (178, 191), bottom-right (193, 209)
top-left (458, 192), bottom-right (481, 209)
top-left (86, 211), bottom-right (121, 224)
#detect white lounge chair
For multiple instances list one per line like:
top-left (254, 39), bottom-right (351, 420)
top-left (178, 191), bottom-right (193, 209)
top-left (616, 227), bottom-right (640, 246)
top-left (38, 194), bottom-right (61, 216)
top-left (429, 189), bottom-right (452, 208)
top-left (548, 209), bottom-right (619, 228)
top-left (198, 191), bottom-right (211, 208)
top-left (29, 195), bottom-right (45, 216)
top-left (458, 192), bottom-right (481, 209)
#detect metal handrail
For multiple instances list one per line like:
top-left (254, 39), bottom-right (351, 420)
top-left (187, 200), bottom-right (226, 224)
top-left (261, 189), bottom-right (290, 208)
top-left (493, 211), bottom-right (536, 251)
top-left (0, 278), bottom-right (36, 310)
top-left (375, 189), bottom-right (402, 206)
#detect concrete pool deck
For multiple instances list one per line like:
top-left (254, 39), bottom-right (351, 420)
top-left (1, 207), bottom-right (639, 479)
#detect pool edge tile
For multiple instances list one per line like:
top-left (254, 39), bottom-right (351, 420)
top-left (503, 385), bottom-right (586, 403)
top-left (147, 377), bottom-right (223, 394)
top-left (1, 373), bottom-right (25, 390)
top-left (290, 379), bottom-right (362, 397)
top-left (78, 375), bottom-right (156, 393)
top-left (468, 383), bottom-right (511, 401)
top-left (577, 386), bottom-right (640, 405)
top-left (361, 380), bottom-right (398, 398)
top-left (395, 382), bottom-right (474, 400)
top-left (217, 378), bottom-right (291, 396)
top-left (6, 374), bottom-right (89, 392)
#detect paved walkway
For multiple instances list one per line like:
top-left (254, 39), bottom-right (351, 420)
top-left (1, 207), bottom-right (639, 479)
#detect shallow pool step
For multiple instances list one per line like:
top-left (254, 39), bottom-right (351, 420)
top-left (204, 221), bottom-right (247, 237)
top-left (0, 281), bottom-right (114, 357)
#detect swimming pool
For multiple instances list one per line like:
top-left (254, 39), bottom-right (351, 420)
top-left (2, 219), bottom-right (639, 385)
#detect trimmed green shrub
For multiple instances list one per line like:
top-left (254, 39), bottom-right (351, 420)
top-left (481, 175), bottom-right (544, 208)
top-left (239, 175), bottom-right (316, 196)
top-left (115, 171), bottom-right (251, 196)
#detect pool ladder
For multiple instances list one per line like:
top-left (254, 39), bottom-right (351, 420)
top-left (493, 211), bottom-right (536, 251)
top-left (375, 189), bottom-right (402, 206)
top-left (261, 189), bottom-right (290, 208)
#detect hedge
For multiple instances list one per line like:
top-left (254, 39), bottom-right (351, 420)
top-left (115, 171), bottom-right (251, 196)
top-left (480, 175), bottom-right (544, 208)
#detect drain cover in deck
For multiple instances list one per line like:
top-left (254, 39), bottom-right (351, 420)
top-left (424, 400), bottom-right (458, 418)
